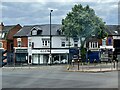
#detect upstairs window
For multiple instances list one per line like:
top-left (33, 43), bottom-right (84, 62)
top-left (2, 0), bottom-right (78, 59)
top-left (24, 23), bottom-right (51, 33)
top-left (17, 41), bottom-right (22, 47)
top-left (42, 39), bottom-right (50, 47)
top-left (29, 42), bottom-right (32, 47)
top-left (31, 27), bottom-right (42, 36)
top-left (37, 30), bottom-right (42, 35)
top-left (17, 38), bottom-right (22, 47)
top-left (108, 38), bottom-right (112, 46)
top-left (1, 33), bottom-right (5, 39)
top-left (32, 30), bottom-right (37, 35)
top-left (61, 39), bottom-right (66, 47)
top-left (89, 42), bottom-right (98, 48)
top-left (61, 42), bottom-right (65, 47)
top-left (32, 42), bottom-right (34, 48)
top-left (102, 39), bottom-right (106, 46)
top-left (74, 41), bottom-right (78, 47)
top-left (57, 29), bottom-right (61, 35)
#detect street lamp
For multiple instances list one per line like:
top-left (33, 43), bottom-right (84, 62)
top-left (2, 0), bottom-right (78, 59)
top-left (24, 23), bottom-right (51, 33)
top-left (50, 10), bottom-right (53, 65)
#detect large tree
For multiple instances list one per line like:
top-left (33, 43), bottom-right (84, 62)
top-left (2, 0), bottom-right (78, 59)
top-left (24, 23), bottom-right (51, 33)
top-left (62, 4), bottom-right (107, 61)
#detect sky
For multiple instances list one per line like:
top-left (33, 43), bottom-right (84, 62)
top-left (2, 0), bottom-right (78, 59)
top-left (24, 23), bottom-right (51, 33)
top-left (0, 0), bottom-right (120, 26)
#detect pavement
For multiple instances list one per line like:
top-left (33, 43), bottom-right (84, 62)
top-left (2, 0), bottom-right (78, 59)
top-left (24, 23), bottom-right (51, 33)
top-left (66, 62), bottom-right (120, 73)
top-left (2, 62), bottom-right (120, 73)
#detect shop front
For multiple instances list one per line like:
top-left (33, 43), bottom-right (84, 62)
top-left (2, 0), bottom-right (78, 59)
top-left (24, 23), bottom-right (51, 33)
top-left (15, 49), bottom-right (28, 63)
top-left (31, 49), bottom-right (69, 65)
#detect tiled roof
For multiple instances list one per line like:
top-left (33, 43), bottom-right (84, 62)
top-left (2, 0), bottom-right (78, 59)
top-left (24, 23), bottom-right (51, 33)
top-left (14, 24), bottom-right (62, 37)
top-left (14, 24), bottom-right (120, 37)
top-left (14, 26), bottom-right (33, 37)
top-left (106, 25), bottom-right (120, 35)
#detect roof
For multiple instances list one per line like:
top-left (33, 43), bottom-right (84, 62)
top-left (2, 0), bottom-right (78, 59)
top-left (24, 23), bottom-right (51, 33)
top-left (2, 25), bottom-right (16, 33)
top-left (14, 26), bottom-right (33, 37)
top-left (1, 25), bottom-right (17, 39)
top-left (14, 24), bottom-right (62, 37)
top-left (106, 25), bottom-right (120, 35)
top-left (14, 24), bottom-right (120, 37)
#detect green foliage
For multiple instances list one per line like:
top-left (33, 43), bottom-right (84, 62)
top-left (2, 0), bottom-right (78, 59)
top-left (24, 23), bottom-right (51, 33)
top-left (97, 29), bottom-right (108, 39)
top-left (81, 47), bottom-right (87, 61)
top-left (62, 4), bottom-right (108, 61)
top-left (62, 4), bottom-right (107, 44)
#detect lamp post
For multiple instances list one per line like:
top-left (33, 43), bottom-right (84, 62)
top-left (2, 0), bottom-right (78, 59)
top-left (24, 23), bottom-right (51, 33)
top-left (50, 10), bottom-right (53, 65)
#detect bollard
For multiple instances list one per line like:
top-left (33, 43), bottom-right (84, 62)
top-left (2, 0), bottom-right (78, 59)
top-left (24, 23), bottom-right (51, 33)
top-left (113, 60), bottom-right (116, 69)
top-left (72, 60), bottom-right (75, 67)
top-left (116, 58), bottom-right (118, 70)
top-left (100, 61), bottom-right (102, 71)
top-left (94, 59), bottom-right (96, 66)
top-left (88, 59), bottom-right (90, 70)
top-left (78, 60), bottom-right (79, 70)
top-left (111, 60), bottom-right (113, 70)
top-left (81, 62), bottom-right (83, 71)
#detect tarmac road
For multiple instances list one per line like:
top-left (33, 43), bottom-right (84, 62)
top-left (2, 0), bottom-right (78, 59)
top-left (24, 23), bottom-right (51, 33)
top-left (2, 65), bottom-right (118, 88)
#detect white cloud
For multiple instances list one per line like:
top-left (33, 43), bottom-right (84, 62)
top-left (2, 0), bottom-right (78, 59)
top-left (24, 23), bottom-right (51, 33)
top-left (2, 0), bottom-right (119, 3)
top-left (1, 1), bottom-right (118, 25)
top-left (48, 8), bottom-right (58, 12)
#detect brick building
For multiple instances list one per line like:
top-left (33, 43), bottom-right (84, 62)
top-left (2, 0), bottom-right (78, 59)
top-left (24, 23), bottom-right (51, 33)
top-left (0, 22), bottom-right (22, 63)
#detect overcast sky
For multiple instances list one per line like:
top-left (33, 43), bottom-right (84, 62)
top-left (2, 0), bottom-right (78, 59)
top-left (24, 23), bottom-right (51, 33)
top-left (1, 0), bottom-right (119, 26)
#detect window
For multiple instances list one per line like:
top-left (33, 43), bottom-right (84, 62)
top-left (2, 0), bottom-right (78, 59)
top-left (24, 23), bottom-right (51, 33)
top-left (102, 39), bottom-right (106, 46)
top-left (74, 40), bottom-right (78, 47)
top-left (95, 42), bottom-right (98, 48)
top-left (108, 38), bottom-right (112, 45)
top-left (17, 41), bottom-right (22, 47)
top-left (61, 39), bottom-right (66, 47)
top-left (61, 42), bottom-right (65, 47)
top-left (0, 42), bottom-right (3, 48)
top-left (32, 30), bottom-right (37, 35)
top-left (32, 42), bottom-right (34, 48)
top-left (29, 42), bottom-right (32, 47)
top-left (17, 38), bottom-right (22, 47)
top-left (42, 39), bottom-right (50, 46)
top-left (2, 33), bottom-right (5, 38)
top-left (37, 30), bottom-right (42, 35)
top-left (89, 42), bottom-right (98, 48)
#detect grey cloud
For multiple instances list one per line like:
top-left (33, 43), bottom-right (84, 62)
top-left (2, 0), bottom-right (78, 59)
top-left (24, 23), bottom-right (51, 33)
top-left (2, 1), bottom-right (119, 25)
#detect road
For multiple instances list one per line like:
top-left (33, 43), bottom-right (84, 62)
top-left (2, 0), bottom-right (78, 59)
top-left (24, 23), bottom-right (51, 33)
top-left (2, 65), bottom-right (118, 88)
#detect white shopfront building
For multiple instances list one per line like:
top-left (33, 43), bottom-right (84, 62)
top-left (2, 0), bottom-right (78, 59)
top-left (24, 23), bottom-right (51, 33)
top-left (28, 24), bottom-right (81, 64)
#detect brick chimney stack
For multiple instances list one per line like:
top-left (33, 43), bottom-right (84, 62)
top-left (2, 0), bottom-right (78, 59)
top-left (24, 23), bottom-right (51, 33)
top-left (0, 22), bottom-right (4, 31)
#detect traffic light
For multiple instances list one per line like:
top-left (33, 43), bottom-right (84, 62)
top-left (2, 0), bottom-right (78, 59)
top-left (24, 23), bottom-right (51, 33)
top-left (2, 50), bottom-right (7, 67)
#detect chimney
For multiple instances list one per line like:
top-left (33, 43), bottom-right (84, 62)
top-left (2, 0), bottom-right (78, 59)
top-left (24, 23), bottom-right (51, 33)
top-left (0, 22), bottom-right (4, 31)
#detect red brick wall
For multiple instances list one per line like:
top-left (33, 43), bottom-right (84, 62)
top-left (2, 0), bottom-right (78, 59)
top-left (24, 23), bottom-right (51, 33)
top-left (14, 37), bottom-right (28, 47)
top-left (7, 24), bottom-right (22, 40)
top-left (98, 39), bottom-right (102, 46)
